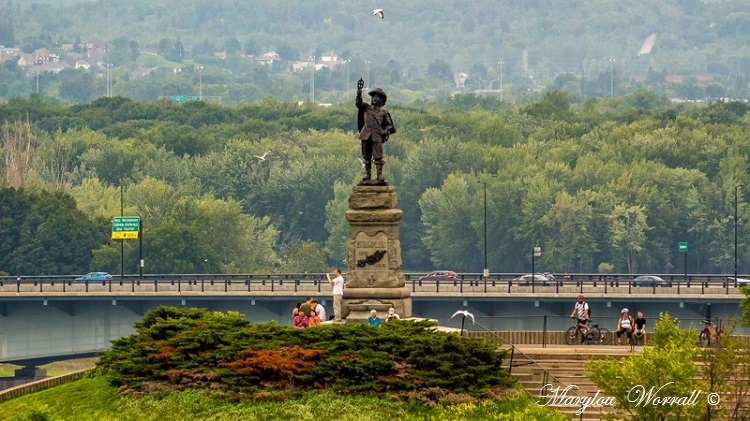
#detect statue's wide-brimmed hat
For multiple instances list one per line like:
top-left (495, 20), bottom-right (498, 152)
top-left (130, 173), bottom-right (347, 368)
top-left (368, 88), bottom-right (387, 103)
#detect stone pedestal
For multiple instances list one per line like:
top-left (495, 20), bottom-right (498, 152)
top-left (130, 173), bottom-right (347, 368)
top-left (341, 185), bottom-right (412, 322)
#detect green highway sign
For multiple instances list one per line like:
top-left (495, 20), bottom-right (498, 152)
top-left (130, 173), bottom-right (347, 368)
top-left (112, 216), bottom-right (140, 240)
top-left (678, 242), bottom-right (688, 253)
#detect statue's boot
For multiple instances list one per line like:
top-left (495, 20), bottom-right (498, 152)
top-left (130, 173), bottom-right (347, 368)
top-left (376, 162), bottom-right (385, 183)
top-left (362, 163), bottom-right (372, 181)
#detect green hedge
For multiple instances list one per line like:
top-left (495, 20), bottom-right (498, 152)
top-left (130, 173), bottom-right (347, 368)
top-left (97, 306), bottom-right (513, 400)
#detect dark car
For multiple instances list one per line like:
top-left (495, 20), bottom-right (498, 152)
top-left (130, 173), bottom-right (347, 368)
top-left (633, 275), bottom-right (671, 287)
top-left (76, 272), bottom-right (113, 281)
top-left (418, 271), bottom-right (458, 281)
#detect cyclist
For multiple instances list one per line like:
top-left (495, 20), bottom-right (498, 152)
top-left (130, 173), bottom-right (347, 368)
top-left (570, 294), bottom-right (590, 341)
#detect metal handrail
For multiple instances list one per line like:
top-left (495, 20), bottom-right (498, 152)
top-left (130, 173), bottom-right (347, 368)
top-left (0, 273), bottom-right (746, 296)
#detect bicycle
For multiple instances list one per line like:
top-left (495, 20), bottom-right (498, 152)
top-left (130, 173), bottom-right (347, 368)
top-left (699, 320), bottom-right (722, 347)
top-left (565, 318), bottom-right (612, 345)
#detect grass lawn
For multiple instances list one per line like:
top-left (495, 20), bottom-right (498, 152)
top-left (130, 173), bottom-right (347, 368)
top-left (0, 376), bottom-right (569, 421)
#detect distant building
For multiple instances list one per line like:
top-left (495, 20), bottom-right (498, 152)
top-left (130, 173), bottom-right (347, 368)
top-left (318, 52), bottom-right (341, 70)
top-left (75, 60), bottom-right (91, 70)
top-left (0, 47), bottom-right (22, 63)
top-left (453, 71), bottom-right (469, 88)
top-left (32, 48), bottom-right (52, 65)
top-left (29, 62), bottom-right (68, 75)
top-left (256, 52), bottom-right (280, 65)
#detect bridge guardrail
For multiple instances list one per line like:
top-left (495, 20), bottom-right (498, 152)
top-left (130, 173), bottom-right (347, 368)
top-left (0, 273), bottom-right (747, 296)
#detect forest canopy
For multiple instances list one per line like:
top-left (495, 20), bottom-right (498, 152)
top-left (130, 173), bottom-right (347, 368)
top-left (0, 91), bottom-right (749, 276)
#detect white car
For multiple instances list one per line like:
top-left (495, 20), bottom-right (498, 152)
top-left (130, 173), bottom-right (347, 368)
top-left (726, 276), bottom-right (750, 286)
top-left (513, 274), bottom-right (551, 286)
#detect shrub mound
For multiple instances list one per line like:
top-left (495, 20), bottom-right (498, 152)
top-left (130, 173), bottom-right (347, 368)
top-left (96, 306), bottom-right (513, 402)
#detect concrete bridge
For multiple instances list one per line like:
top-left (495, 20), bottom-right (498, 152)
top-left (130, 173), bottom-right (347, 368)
top-left (0, 273), bottom-right (746, 366)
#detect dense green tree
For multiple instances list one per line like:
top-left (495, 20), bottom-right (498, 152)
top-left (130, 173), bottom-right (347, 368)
top-left (608, 204), bottom-right (650, 273)
top-left (7, 190), bottom-right (107, 275)
top-left (58, 70), bottom-right (97, 104)
top-left (420, 174), bottom-right (480, 271)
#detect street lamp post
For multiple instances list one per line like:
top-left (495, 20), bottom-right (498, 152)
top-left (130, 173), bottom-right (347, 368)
top-left (105, 46), bottom-right (110, 97)
top-left (735, 184), bottom-right (743, 287)
top-left (197, 66), bottom-right (203, 99)
top-left (499, 60), bottom-right (504, 102)
top-left (308, 56), bottom-right (315, 102)
top-left (609, 59), bottom-right (615, 98)
top-left (365, 60), bottom-right (371, 88)
top-left (480, 181), bottom-right (488, 278)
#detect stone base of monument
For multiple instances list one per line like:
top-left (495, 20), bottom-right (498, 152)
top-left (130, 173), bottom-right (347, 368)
top-left (341, 290), bottom-right (413, 324)
top-left (342, 185), bottom-right (412, 323)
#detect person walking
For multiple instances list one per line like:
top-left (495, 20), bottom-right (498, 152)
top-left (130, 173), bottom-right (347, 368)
top-left (326, 269), bottom-right (345, 322)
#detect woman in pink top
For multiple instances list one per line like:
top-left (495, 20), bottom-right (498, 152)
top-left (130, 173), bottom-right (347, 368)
top-left (293, 312), bottom-right (308, 328)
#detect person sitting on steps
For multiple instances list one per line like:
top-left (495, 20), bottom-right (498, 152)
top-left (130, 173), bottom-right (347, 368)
top-left (633, 311), bottom-right (647, 345)
top-left (616, 308), bottom-right (634, 345)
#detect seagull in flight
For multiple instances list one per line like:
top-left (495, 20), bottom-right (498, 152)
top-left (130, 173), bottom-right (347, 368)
top-left (451, 310), bottom-right (475, 325)
top-left (373, 9), bottom-right (384, 19)
top-left (254, 151), bottom-right (270, 161)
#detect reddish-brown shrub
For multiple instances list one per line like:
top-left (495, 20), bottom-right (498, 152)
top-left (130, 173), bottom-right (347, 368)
top-left (220, 346), bottom-right (328, 386)
top-left (153, 345), bottom-right (178, 362)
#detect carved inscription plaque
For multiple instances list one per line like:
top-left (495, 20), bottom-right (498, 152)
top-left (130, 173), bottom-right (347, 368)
top-left (354, 232), bottom-right (389, 271)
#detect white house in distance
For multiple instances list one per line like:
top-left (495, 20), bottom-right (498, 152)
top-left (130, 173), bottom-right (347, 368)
top-left (256, 51), bottom-right (280, 65)
top-left (318, 52), bottom-right (341, 70)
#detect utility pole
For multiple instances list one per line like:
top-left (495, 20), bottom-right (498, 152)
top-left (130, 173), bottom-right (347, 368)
top-left (735, 184), bottom-right (743, 288)
top-left (499, 60), bottom-right (504, 102)
top-left (198, 66), bottom-right (203, 99)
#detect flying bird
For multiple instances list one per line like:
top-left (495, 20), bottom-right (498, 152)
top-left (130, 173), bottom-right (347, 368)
top-left (451, 310), bottom-right (475, 325)
top-left (373, 9), bottom-right (384, 19)
top-left (451, 309), bottom-right (475, 337)
top-left (254, 151), bottom-right (270, 161)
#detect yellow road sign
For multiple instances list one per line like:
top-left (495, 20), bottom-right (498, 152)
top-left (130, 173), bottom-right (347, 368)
top-left (112, 231), bottom-right (139, 240)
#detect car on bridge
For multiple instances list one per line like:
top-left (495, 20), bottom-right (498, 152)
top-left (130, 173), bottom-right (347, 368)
top-left (726, 276), bottom-right (750, 286)
top-left (76, 272), bottom-right (113, 281)
top-left (418, 271), bottom-right (458, 282)
top-left (513, 274), bottom-right (552, 286)
top-left (632, 275), bottom-right (671, 287)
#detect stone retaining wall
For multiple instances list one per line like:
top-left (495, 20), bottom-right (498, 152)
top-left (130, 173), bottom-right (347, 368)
top-left (0, 369), bottom-right (89, 402)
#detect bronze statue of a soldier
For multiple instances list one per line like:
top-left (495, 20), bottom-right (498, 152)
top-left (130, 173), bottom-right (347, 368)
top-left (356, 78), bottom-right (396, 185)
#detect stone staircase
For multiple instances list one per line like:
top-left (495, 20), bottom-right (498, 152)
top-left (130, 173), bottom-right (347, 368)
top-left (503, 345), bottom-right (636, 420)
top-left (502, 344), bottom-right (750, 420)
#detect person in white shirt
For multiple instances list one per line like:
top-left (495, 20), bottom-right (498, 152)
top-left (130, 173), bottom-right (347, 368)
top-left (326, 269), bottom-right (344, 321)
top-left (616, 308), bottom-right (634, 345)
top-left (385, 307), bottom-right (400, 322)
top-left (311, 298), bottom-right (326, 321)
